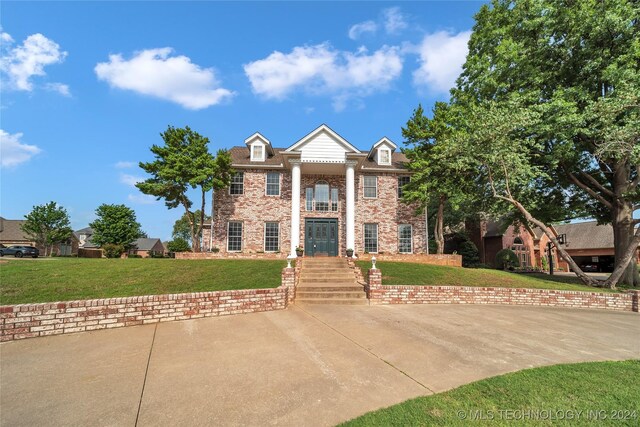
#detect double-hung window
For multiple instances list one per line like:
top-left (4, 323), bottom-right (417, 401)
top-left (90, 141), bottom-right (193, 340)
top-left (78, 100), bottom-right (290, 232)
top-left (266, 172), bottom-right (280, 196)
top-left (364, 223), bottom-right (378, 253)
top-left (264, 222), bottom-right (279, 252)
top-left (230, 172), bottom-right (244, 195)
top-left (398, 224), bottom-right (412, 253)
top-left (227, 222), bottom-right (243, 251)
top-left (331, 188), bottom-right (339, 212)
top-left (363, 176), bottom-right (377, 198)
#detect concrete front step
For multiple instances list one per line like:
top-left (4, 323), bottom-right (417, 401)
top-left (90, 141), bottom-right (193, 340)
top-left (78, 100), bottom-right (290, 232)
top-left (297, 291), bottom-right (366, 299)
top-left (298, 284), bottom-right (365, 292)
top-left (296, 298), bottom-right (368, 305)
top-left (299, 275), bottom-right (356, 282)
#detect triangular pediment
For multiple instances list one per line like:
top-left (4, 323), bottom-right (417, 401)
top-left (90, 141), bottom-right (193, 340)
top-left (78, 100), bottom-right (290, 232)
top-left (286, 125), bottom-right (360, 163)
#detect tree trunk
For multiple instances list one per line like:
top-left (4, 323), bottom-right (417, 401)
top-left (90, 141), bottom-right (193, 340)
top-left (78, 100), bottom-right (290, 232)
top-left (434, 194), bottom-right (446, 254)
top-left (611, 162), bottom-right (639, 286)
top-left (603, 226), bottom-right (640, 288)
top-left (193, 189), bottom-right (206, 253)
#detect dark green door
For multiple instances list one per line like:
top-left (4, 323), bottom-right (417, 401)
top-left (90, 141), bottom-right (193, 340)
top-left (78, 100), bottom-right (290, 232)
top-left (305, 219), bottom-right (338, 256)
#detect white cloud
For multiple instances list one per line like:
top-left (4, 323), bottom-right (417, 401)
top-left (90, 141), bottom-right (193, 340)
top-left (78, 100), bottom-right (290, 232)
top-left (348, 20), bottom-right (377, 40)
top-left (44, 82), bottom-right (70, 96)
top-left (244, 43), bottom-right (402, 111)
top-left (119, 173), bottom-right (145, 187)
top-left (383, 7), bottom-right (408, 35)
top-left (413, 30), bottom-right (471, 93)
top-left (115, 161), bottom-right (135, 169)
top-left (95, 48), bottom-right (235, 110)
top-left (0, 31), bottom-right (68, 92)
top-left (0, 130), bottom-right (42, 168)
top-left (128, 193), bottom-right (157, 205)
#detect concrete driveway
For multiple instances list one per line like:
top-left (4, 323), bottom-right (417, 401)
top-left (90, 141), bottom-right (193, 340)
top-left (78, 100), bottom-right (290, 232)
top-left (1, 304), bottom-right (638, 426)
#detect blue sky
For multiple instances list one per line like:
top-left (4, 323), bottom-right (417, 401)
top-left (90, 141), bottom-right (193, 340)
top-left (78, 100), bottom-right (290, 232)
top-left (1, 1), bottom-right (483, 240)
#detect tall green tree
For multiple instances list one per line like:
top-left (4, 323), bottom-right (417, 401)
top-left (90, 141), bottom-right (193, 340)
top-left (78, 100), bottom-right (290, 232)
top-left (137, 126), bottom-right (233, 252)
top-left (451, 0), bottom-right (640, 286)
top-left (21, 201), bottom-right (72, 257)
top-left (90, 204), bottom-right (143, 254)
top-left (172, 210), bottom-right (210, 245)
top-left (402, 103), bottom-right (480, 254)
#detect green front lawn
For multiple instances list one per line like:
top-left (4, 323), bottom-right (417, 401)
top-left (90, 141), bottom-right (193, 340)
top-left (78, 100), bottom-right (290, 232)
top-left (356, 261), bottom-right (619, 293)
top-left (0, 258), bottom-right (286, 305)
top-left (341, 360), bottom-right (640, 426)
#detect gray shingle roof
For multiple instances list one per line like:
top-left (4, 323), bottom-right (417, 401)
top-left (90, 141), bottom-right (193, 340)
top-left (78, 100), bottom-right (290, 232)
top-left (132, 238), bottom-right (163, 251)
top-left (229, 146), bottom-right (409, 170)
top-left (554, 221), bottom-right (614, 250)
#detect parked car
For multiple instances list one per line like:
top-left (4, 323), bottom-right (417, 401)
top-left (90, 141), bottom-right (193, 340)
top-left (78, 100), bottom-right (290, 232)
top-left (580, 263), bottom-right (599, 272)
top-left (0, 245), bottom-right (39, 258)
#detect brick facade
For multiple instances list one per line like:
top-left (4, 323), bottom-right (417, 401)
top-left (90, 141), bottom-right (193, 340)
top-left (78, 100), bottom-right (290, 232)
top-left (366, 268), bottom-right (639, 312)
top-left (203, 171), bottom-right (426, 257)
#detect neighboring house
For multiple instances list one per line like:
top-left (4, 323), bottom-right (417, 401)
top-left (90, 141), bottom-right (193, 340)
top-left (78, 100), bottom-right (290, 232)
top-left (74, 227), bottom-right (99, 249)
top-left (0, 217), bottom-right (35, 247)
top-left (203, 124), bottom-right (426, 257)
top-left (0, 216), bottom-right (78, 255)
top-left (469, 219), bottom-right (640, 272)
top-left (129, 238), bottom-right (165, 258)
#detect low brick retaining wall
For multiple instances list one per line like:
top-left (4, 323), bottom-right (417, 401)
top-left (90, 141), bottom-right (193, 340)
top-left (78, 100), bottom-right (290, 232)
top-left (358, 253), bottom-right (462, 267)
top-left (1, 284), bottom-right (292, 342)
top-left (175, 252), bottom-right (286, 259)
top-left (367, 269), bottom-right (639, 312)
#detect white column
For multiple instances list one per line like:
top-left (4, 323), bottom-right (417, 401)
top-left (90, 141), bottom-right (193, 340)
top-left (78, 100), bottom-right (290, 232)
top-left (345, 161), bottom-right (356, 255)
top-left (290, 160), bottom-right (302, 257)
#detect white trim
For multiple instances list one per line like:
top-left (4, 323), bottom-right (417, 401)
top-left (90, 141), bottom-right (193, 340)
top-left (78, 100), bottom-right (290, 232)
top-left (363, 175), bottom-right (378, 199)
top-left (263, 221), bottom-right (280, 253)
top-left (265, 171), bottom-right (280, 196)
top-left (286, 124), bottom-right (360, 153)
top-left (244, 132), bottom-right (271, 146)
top-left (226, 221), bottom-right (243, 252)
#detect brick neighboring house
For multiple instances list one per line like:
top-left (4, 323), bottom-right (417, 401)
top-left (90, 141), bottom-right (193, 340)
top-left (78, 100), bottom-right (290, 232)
top-left (203, 124), bottom-right (426, 257)
top-left (129, 238), bottom-right (165, 258)
top-left (0, 216), bottom-right (78, 255)
top-left (469, 219), bottom-right (640, 272)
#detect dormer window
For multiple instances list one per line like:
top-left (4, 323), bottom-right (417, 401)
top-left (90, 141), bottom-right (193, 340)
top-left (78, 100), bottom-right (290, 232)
top-left (378, 149), bottom-right (391, 165)
top-left (368, 137), bottom-right (397, 166)
top-left (251, 144), bottom-right (264, 161)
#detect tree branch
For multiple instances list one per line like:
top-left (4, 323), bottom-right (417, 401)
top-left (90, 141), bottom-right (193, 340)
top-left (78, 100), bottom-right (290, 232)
top-left (566, 170), bottom-right (613, 209)
top-left (578, 171), bottom-right (615, 198)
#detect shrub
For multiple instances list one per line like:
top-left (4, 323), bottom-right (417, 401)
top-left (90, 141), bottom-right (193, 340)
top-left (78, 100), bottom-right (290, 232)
top-left (459, 240), bottom-right (480, 267)
top-left (102, 243), bottom-right (125, 258)
top-left (495, 248), bottom-right (519, 270)
top-left (211, 247), bottom-right (220, 253)
top-left (167, 238), bottom-right (190, 252)
top-left (150, 252), bottom-right (165, 258)
top-left (128, 254), bottom-right (142, 258)
top-left (541, 256), bottom-right (549, 271)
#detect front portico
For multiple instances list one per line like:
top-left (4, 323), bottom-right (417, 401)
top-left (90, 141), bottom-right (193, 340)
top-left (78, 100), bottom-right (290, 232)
top-left (281, 125), bottom-right (361, 258)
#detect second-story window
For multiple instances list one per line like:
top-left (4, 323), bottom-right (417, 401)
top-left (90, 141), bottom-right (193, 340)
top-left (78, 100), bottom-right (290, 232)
top-left (230, 172), bottom-right (244, 195)
top-left (305, 183), bottom-right (339, 211)
top-left (363, 176), bottom-right (377, 198)
top-left (315, 181), bottom-right (329, 211)
top-left (398, 176), bottom-right (410, 198)
top-left (266, 172), bottom-right (280, 196)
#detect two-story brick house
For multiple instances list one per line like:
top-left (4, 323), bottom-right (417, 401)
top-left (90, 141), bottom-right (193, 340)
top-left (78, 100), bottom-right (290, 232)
top-left (202, 124), bottom-right (426, 258)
